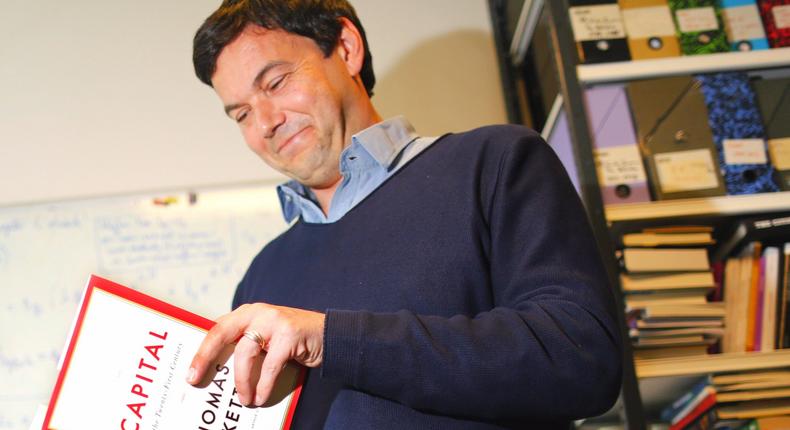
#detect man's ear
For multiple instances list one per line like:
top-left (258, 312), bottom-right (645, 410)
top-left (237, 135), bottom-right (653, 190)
top-left (335, 17), bottom-right (365, 77)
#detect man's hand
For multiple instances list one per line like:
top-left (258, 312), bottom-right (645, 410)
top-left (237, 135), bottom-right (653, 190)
top-left (187, 303), bottom-right (325, 406)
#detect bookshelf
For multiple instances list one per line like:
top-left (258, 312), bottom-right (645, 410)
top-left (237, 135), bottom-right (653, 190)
top-left (578, 47), bottom-right (790, 85)
top-left (606, 191), bottom-right (790, 222)
top-left (488, 0), bottom-right (790, 428)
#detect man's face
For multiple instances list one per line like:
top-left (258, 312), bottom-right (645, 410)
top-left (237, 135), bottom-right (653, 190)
top-left (212, 25), bottom-right (354, 188)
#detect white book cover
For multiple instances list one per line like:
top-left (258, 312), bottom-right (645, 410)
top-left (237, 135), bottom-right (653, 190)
top-left (42, 275), bottom-right (304, 430)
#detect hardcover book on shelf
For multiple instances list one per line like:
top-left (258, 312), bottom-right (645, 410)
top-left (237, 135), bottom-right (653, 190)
top-left (584, 84), bottom-right (652, 204)
top-left (719, 0), bottom-right (771, 51)
top-left (623, 231), bottom-right (715, 247)
top-left (620, 271), bottom-right (716, 292)
top-left (758, 0), bottom-right (790, 48)
top-left (696, 72), bottom-right (779, 195)
top-left (568, 0), bottom-right (632, 63)
top-left (43, 275), bottom-right (304, 430)
top-left (752, 77), bottom-right (790, 190)
top-left (619, 0), bottom-right (683, 59)
top-left (627, 76), bottom-right (727, 200)
top-left (623, 248), bottom-right (711, 272)
top-left (669, 0), bottom-right (731, 54)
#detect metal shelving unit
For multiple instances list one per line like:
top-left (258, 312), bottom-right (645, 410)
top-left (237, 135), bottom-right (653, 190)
top-left (488, 1), bottom-right (790, 428)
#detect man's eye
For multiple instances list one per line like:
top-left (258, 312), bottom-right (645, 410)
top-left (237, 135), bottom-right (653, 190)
top-left (268, 75), bottom-right (286, 91)
top-left (235, 112), bottom-right (248, 123)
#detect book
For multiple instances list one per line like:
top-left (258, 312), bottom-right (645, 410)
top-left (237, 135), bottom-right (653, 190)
top-left (779, 244), bottom-right (790, 348)
top-left (623, 232), bottom-right (715, 247)
top-left (642, 303), bottom-right (726, 318)
top-left (661, 376), bottom-right (712, 422)
top-left (713, 370), bottom-right (790, 385)
top-left (761, 247), bottom-right (780, 351)
top-left (43, 275), bottom-right (304, 430)
top-left (746, 243), bottom-right (765, 351)
top-left (717, 387), bottom-right (790, 402)
top-left (717, 398), bottom-right (790, 419)
top-left (623, 248), bottom-right (711, 273)
top-left (670, 389), bottom-right (717, 430)
top-left (633, 344), bottom-right (710, 360)
top-left (621, 271), bottom-right (716, 292)
top-left (625, 290), bottom-right (709, 309)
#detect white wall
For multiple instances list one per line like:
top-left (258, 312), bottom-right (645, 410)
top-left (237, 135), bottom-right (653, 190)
top-left (0, 1), bottom-right (506, 206)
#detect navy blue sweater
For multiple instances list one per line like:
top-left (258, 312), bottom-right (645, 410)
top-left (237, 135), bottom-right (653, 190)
top-left (233, 125), bottom-right (622, 429)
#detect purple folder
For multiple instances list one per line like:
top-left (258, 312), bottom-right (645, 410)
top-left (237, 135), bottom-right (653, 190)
top-left (584, 85), bottom-right (651, 204)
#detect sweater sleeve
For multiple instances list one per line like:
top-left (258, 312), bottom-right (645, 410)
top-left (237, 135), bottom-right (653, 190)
top-left (320, 128), bottom-right (623, 422)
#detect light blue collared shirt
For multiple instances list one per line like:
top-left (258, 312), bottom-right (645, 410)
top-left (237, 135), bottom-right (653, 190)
top-left (277, 116), bottom-right (437, 223)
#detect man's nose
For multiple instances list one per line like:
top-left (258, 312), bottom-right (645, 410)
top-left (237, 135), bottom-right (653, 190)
top-left (253, 98), bottom-right (285, 139)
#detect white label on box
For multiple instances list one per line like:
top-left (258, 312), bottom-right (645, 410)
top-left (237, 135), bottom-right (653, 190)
top-left (654, 149), bottom-right (720, 193)
top-left (723, 139), bottom-right (768, 165)
top-left (676, 7), bottom-right (719, 33)
top-left (769, 138), bottom-right (790, 170)
top-left (622, 6), bottom-right (677, 39)
top-left (722, 5), bottom-right (766, 42)
top-left (774, 5), bottom-right (790, 30)
top-left (594, 144), bottom-right (647, 186)
top-left (569, 5), bottom-right (627, 41)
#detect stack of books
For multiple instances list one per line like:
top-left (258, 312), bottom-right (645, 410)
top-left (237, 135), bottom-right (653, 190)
top-left (619, 227), bottom-right (721, 360)
top-left (660, 371), bottom-right (790, 429)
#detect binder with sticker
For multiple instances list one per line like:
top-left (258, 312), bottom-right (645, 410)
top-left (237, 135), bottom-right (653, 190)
top-left (627, 76), bottom-right (727, 200)
top-left (753, 77), bottom-right (790, 190)
top-left (669, 0), bottom-right (731, 54)
top-left (569, 0), bottom-right (632, 63)
top-left (584, 84), bottom-right (652, 204)
top-left (758, 0), bottom-right (790, 48)
top-left (697, 72), bottom-right (779, 194)
top-left (719, 0), bottom-right (770, 51)
top-left (619, 0), bottom-right (682, 59)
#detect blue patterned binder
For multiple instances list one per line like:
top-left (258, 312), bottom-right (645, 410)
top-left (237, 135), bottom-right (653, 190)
top-left (697, 72), bottom-right (779, 194)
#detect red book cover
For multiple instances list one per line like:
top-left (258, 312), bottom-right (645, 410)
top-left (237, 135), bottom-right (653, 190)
top-left (759, 0), bottom-right (790, 47)
top-left (41, 275), bottom-right (304, 430)
top-left (669, 391), bottom-right (717, 430)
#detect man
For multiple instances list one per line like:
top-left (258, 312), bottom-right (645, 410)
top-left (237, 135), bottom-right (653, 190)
top-left (187, 1), bottom-right (622, 428)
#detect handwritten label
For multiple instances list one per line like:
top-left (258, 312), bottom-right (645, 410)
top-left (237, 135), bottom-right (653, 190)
top-left (569, 5), bottom-right (626, 42)
top-left (622, 6), bottom-right (677, 39)
top-left (722, 5), bottom-right (766, 42)
top-left (774, 5), bottom-right (790, 30)
top-left (676, 7), bottom-right (719, 33)
top-left (594, 144), bottom-right (647, 186)
top-left (768, 138), bottom-right (790, 170)
top-left (654, 149), bottom-right (720, 193)
top-left (723, 139), bottom-right (768, 165)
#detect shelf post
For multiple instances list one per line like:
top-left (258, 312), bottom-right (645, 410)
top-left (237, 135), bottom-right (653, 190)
top-left (543, 2), bottom-right (646, 428)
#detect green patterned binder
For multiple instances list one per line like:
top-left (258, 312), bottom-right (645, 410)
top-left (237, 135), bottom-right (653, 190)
top-left (668, 0), bottom-right (730, 55)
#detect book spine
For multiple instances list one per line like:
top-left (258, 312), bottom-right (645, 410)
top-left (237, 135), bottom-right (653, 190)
top-left (746, 242), bottom-right (763, 351)
top-left (662, 377), bottom-right (713, 422)
top-left (670, 391), bottom-right (717, 430)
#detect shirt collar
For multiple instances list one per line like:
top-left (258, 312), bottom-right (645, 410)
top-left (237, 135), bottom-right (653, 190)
top-left (276, 116), bottom-right (419, 222)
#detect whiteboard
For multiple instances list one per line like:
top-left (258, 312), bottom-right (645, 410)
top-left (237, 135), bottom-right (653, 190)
top-left (0, 184), bottom-right (288, 430)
